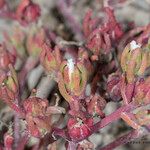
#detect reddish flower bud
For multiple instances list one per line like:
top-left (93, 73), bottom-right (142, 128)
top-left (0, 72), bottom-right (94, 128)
top-left (67, 118), bottom-right (93, 141)
top-left (40, 43), bottom-right (62, 75)
top-left (16, 0), bottom-right (40, 25)
top-left (23, 97), bottom-right (48, 115)
top-left (23, 97), bottom-right (52, 137)
top-left (121, 41), bottom-right (149, 83)
top-left (84, 7), bottom-right (123, 57)
top-left (86, 29), bottom-right (103, 57)
top-left (58, 60), bottom-right (87, 102)
top-left (26, 27), bottom-right (45, 58)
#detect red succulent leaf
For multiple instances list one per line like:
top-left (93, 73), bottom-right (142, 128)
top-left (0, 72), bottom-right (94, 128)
top-left (107, 72), bottom-right (122, 102)
top-left (87, 94), bottom-right (106, 118)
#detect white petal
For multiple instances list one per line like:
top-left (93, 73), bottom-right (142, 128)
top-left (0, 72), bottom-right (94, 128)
top-left (130, 40), bottom-right (141, 51)
top-left (67, 59), bottom-right (74, 80)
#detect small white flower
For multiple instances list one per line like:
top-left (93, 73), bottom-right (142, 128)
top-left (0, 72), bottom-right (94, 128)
top-left (130, 40), bottom-right (141, 51)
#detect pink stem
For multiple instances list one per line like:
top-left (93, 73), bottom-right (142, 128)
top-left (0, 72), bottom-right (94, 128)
top-left (75, 103), bottom-right (136, 142)
top-left (53, 103), bottom-right (137, 142)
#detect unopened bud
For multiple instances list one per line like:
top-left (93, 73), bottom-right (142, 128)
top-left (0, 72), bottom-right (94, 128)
top-left (16, 0), bottom-right (40, 25)
top-left (58, 60), bottom-right (87, 102)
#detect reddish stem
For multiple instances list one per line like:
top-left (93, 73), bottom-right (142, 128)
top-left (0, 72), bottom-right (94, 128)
top-left (53, 102), bottom-right (137, 142)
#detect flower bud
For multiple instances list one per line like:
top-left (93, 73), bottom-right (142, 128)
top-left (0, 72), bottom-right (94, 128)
top-left (121, 40), bottom-right (149, 83)
top-left (0, 44), bottom-right (15, 70)
top-left (84, 7), bottom-right (123, 57)
top-left (40, 43), bottom-right (61, 74)
top-left (23, 97), bottom-right (48, 116)
top-left (58, 60), bottom-right (87, 102)
top-left (16, 0), bottom-right (40, 25)
top-left (86, 30), bottom-right (102, 57)
top-left (23, 97), bottom-right (51, 137)
top-left (26, 27), bottom-right (45, 58)
top-left (67, 118), bottom-right (93, 141)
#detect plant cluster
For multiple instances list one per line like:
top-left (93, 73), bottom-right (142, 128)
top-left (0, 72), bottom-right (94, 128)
top-left (0, 0), bottom-right (150, 150)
